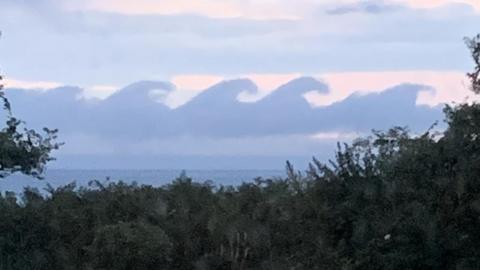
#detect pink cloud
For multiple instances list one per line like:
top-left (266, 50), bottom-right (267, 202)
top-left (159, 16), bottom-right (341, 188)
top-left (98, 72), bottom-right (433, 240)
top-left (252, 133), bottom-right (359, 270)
top-left (72, 0), bottom-right (301, 20)
top-left (237, 73), bottom-right (301, 102)
top-left (308, 71), bottom-right (473, 107)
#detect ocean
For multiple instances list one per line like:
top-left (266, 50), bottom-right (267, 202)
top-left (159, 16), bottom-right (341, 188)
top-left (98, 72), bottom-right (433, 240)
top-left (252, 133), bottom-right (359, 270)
top-left (0, 169), bottom-right (286, 194)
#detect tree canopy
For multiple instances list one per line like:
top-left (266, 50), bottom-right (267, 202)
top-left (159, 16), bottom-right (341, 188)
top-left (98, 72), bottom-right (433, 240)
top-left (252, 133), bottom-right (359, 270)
top-left (0, 75), bottom-right (60, 178)
top-left (466, 34), bottom-right (480, 94)
top-left (1, 36), bottom-right (480, 269)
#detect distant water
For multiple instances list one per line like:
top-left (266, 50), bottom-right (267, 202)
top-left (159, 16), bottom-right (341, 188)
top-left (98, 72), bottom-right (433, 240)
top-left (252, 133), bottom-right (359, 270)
top-left (0, 169), bottom-right (285, 194)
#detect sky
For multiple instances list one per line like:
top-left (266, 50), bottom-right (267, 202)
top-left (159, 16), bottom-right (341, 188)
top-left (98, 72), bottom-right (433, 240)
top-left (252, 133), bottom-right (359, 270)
top-left (1, 0), bottom-right (479, 102)
top-left (0, 0), bottom-right (479, 169)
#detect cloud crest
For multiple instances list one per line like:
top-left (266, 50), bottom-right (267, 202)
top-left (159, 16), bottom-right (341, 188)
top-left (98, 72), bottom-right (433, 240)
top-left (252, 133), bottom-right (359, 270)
top-left (16, 71), bottom-right (466, 107)
top-left (4, 74), bottom-right (457, 168)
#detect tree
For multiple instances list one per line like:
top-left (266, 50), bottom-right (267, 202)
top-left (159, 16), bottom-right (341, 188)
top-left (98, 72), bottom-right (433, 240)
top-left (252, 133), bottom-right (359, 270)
top-left (0, 73), bottom-right (61, 178)
top-left (2, 32), bottom-right (480, 270)
top-left (466, 34), bottom-right (480, 94)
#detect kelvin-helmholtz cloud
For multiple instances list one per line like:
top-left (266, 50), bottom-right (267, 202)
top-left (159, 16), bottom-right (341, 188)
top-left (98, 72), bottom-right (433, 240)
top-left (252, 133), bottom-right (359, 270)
top-left (0, 0), bottom-right (479, 168)
top-left (4, 76), bottom-right (446, 169)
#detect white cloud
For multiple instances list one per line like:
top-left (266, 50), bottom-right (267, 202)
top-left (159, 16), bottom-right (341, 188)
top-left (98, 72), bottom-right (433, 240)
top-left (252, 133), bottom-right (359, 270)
top-left (310, 131), bottom-right (361, 141)
top-left (3, 78), bottom-right (63, 90)
top-left (81, 85), bottom-right (119, 100)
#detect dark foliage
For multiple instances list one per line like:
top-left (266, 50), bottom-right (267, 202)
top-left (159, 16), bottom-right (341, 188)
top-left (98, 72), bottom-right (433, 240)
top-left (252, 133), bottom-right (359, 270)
top-left (466, 34), bottom-right (480, 94)
top-left (2, 35), bottom-right (480, 270)
top-left (1, 99), bottom-right (480, 269)
top-left (0, 74), bottom-right (61, 178)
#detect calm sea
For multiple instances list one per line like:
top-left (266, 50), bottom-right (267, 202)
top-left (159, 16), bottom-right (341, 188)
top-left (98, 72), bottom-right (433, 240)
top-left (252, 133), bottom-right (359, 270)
top-left (0, 169), bottom-right (285, 194)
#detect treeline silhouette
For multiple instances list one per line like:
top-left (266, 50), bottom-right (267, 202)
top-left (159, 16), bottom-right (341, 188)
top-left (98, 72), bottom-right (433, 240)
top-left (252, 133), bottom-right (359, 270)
top-left (1, 102), bottom-right (480, 269)
top-left (1, 36), bottom-right (480, 269)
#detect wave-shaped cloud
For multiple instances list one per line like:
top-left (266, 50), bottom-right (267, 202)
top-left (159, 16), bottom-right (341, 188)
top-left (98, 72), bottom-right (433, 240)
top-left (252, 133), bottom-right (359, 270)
top-left (4, 75), bottom-right (452, 168)
top-left (6, 71), bottom-right (470, 108)
top-left (5, 75), bottom-right (446, 138)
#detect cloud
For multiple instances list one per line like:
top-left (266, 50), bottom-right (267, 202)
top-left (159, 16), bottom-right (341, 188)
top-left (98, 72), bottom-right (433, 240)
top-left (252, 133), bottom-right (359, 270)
top-left (119, 71), bottom-right (472, 108)
top-left (2, 0), bottom-right (478, 88)
top-left (137, 73), bottom-right (304, 108)
top-left (6, 71), bottom-right (471, 109)
top-left (5, 76), bottom-right (442, 136)
top-left (310, 131), bottom-right (361, 141)
top-left (81, 85), bottom-right (119, 99)
top-left (397, 0), bottom-right (480, 11)
top-left (326, 1), bottom-right (401, 15)
top-left (307, 71), bottom-right (471, 107)
top-left (64, 0), bottom-right (480, 21)
top-left (58, 0), bottom-right (480, 28)
top-left (166, 75), bottom-right (224, 108)
top-left (171, 75), bottom-right (224, 91)
top-left (3, 78), bottom-right (63, 90)
top-left (1, 0), bottom-right (478, 171)
top-left (4, 77), bottom-right (447, 169)
top-left (4, 80), bottom-right (120, 101)
top-left (66, 0), bottom-right (302, 20)
top-left (237, 73), bottom-right (301, 102)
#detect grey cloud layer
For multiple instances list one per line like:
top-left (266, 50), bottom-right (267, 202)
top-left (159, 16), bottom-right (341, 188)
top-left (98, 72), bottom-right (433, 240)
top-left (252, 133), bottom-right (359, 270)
top-left (6, 76), bottom-right (442, 139)
top-left (4, 76), bottom-right (446, 168)
top-left (0, 0), bottom-right (471, 169)
top-left (326, 0), bottom-right (402, 15)
top-left (0, 1), bottom-right (478, 86)
top-left (4, 77), bottom-right (444, 168)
